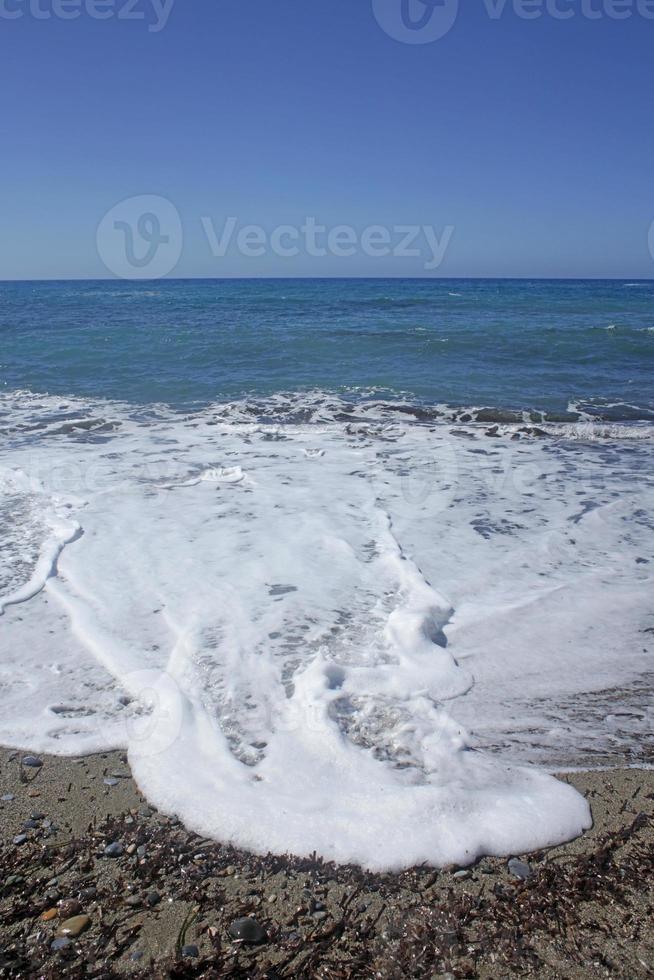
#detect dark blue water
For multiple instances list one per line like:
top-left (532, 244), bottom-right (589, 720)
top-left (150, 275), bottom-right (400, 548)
top-left (1, 278), bottom-right (653, 419)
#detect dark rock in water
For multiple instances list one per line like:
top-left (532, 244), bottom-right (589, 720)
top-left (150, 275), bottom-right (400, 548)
top-left (181, 944), bottom-right (199, 958)
top-left (51, 937), bottom-right (71, 952)
top-left (21, 755), bottom-right (43, 768)
top-left (58, 899), bottom-right (82, 919)
top-left (13, 834), bottom-right (28, 846)
top-left (508, 857), bottom-right (533, 880)
top-left (228, 917), bottom-right (267, 943)
top-left (104, 841), bottom-right (124, 858)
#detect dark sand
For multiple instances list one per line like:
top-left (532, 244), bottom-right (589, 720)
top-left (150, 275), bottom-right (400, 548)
top-left (0, 748), bottom-right (652, 978)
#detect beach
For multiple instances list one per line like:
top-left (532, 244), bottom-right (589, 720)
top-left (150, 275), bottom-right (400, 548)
top-left (0, 746), bottom-right (652, 978)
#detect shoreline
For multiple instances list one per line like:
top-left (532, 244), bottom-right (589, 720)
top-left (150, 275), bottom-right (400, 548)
top-left (1, 747), bottom-right (653, 977)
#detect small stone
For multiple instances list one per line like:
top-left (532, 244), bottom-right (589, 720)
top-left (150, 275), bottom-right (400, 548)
top-left (313, 910), bottom-right (328, 921)
top-left (104, 841), bottom-right (124, 858)
top-left (21, 755), bottom-right (43, 768)
top-left (58, 899), bottom-right (82, 918)
top-left (51, 937), bottom-right (71, 952)
top-left (22, 819), bottom-right (39, 830)
top-left (508, 858), bottom-right (533, 880)
top-left (27, 789), bottom-right (41, 797)
top-left (453, 869), bottom-right (471, 880)
top-left (268, 894), bottom-right (277, 903)
top-left (130, 951), bottom-right (144, 961)
top-left (228, 917), bottom-right (266, 944)
top-left (104, 778), bottom-right (119, 787)
top-left (136, 845), bottom-right (147, 858)
top-left (125, 895), bottom-right (142, 908)
top-left (146, 891), bottom-right (161, 907)
top-left (181, 944), bottom-right (199, 958)
top-left (31, 811), bottom-right (45, 820)
top-left (13, 834), bottom-right (28, 846)
top-left (127, 843), bottom-right (137, 855)
top-left (57, 914), bottom-right (91, 938)
top-left (1, 793), bottom-right (14, 802)
top-left (41, 908), bottom-right (58, 921)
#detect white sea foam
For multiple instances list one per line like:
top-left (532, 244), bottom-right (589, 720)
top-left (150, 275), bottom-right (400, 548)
top-left (0, 392), bottom-right (652, 868)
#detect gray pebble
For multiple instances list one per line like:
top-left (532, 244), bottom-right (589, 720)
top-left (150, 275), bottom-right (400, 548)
top-left (228, 917), bottom-right (266, 943)
top-left (104, 841), bottom-right (124, 858)
top-left (313, 910), bottom-right (328, 921)
top-left (21, 756), bottom-right (43, 768)
top-left (22, 819), bottom-right (39, 830)
top-left (146, 891), bottom-right (161, 907)
top-left (453, 869), bottom-right (471, 880)
top-left (181, 944), bottom-right (199, 958)
top-left (1, 794), bottom-right (15, 802)
top-left (508, 857), bottom-right (533, 880)
top-left (103, 778), bottom-right (119, 787)
top-left (13, 834), bottom-right (28, 846)
top-left (51, 937), bottom-right (71, 952)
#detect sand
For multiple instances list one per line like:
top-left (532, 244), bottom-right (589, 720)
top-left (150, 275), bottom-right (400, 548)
top-left (0, 747), bottom-right (652, 978)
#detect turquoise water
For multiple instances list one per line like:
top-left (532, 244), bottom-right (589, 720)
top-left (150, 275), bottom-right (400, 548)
top-left (1, 278), bottom-right (653, 419)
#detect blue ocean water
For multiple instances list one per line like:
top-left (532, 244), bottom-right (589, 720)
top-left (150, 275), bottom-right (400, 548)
top-left (1, 278), bottom-right (652, 419)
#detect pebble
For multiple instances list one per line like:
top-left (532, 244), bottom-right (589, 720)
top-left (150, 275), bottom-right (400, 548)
top-left (51, 937), bottom-right (71, 952)
top-left (508, 857), bottom-right (533, 881)
top-left (147, 891), bottom-right (161, 907)
top-left (136, 845), bottom-right (147, 858)
top-left (13, 834), bottom-right (28, 846)
top-left (1, 793), bottom-right (14, 802)
top-left (21, 756), bottom-right (43, 768)
top-left (103, 778), bottom-right (119, 787)
top-left (125, 895), bottom-right (142, 908)
top-left (22, 819), bottom-right (39, 830)
top-left (127, 843), bottom-right (137, 855)
top-left (313, 911), bottom-right (328, 921)
top-left (57, 914), bottom-right (91, 938)
top-left (228, 917), bottom-right (266, 944)
top-left (41, 908), bottom-right (58, 921)
top-left (453, 869), bottom-right (471, 880)
top-left (104, 841), bottom-right (124, 858)
top-left (31, 811), bottom-right (45, 820)
top-left (58, 899), bottom-right (82, 918)
top-left (181, 944), bottom-right (199, 958)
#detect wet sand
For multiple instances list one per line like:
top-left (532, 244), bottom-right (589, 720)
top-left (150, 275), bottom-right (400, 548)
top-left (0, 747), bottom-right (652, 978)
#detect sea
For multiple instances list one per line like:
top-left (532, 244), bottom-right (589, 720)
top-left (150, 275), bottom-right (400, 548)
top-left (0, 277), bottom-right (652, 869)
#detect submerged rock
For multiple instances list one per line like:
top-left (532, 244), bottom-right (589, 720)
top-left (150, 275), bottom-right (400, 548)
top-left (57, 914), bottom-right (91, 938)
top-left (508, 858), bottom-right (533, 880)
top-left (228, 917), bottom-right (267, 943)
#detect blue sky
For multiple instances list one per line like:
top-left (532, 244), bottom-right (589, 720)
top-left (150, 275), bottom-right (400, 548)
top-left (1, 0), bottom-right (654, 278)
